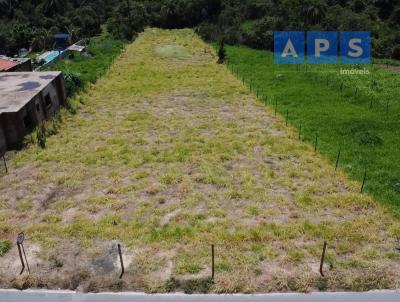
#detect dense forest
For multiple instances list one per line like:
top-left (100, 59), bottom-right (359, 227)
top-left (1, 0), bottom-right (400, 58)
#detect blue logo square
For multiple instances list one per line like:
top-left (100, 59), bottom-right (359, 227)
top-left (340, 32), bottom-right (371, 64)
top-left (274, 31), bottom-right (305, 64)
top-left (307, 31), bottom-right (338, 64)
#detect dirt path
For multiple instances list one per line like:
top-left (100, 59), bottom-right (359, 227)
top-left (0, 29), bottom-right (399, 293)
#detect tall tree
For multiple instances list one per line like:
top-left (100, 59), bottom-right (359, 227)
top-left (302, 0), bottom-right (327, 26)
top-left (0, 0), bottom-right (19, 17)
top-left (43, 0), bottom-right (65, 15)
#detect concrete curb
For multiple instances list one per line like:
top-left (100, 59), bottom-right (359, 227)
top-left (0, 289), bottom-right (400, 302)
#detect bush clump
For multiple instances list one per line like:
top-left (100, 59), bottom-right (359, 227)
top-left (217, 39), bottom-right (226, 64)
top-left (64, 72), bottom-right (83, 97)
top-left (0, 240), bottom-right (11, 257)
top-left (356, 131), bottom-right (383, 146)
top-left (36, 123), bottom-right (47, 149)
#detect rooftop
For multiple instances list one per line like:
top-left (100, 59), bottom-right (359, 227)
top-left (0, 56), bottom-right (30, 72)
top-left (0, 59), bottom-right (17, 72)
top-left (54, 34), bottom-right (70, 41)
top-left (0, 72), bottom-right (61, 114)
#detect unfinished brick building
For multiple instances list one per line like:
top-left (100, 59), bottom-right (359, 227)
top-left (0, 72), bottom-right (66, 154)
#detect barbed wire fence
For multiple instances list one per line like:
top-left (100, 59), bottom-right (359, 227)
top-left (224, 59), bottom-right (400, 196)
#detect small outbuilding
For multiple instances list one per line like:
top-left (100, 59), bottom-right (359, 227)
top-left (0, 72), bottom-right (66, 153)
top-left (54, 34), bottom-right (71, 51)
top-left (0, 56), bottom-right (32, 72)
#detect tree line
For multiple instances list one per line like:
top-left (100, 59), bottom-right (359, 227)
top-left (1, 0), bottom-right (400, 59)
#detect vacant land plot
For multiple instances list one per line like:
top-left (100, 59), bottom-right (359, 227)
top-left (226, 45), bottom-right (400, 216)
top-left (0, 29), bottom-right (399, 293)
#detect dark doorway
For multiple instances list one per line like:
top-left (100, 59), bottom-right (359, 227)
top-left (23, 114), bottom-right (33, 129)
top-left (45, 94), bottom-right (52, 109)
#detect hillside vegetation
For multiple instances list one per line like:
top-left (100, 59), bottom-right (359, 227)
top-left (2, 1), bottom-right (400, 59)
top-left (0, 29), bottom-right (400, 293)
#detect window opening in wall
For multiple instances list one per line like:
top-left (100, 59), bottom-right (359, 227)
top-left (45, 94), bottom-right (52, 109)
top-left (23, 114), bottom-right (33, 129)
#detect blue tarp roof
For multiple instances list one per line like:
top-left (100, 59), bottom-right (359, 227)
top-left (54, 34), bottom-right (70, 40)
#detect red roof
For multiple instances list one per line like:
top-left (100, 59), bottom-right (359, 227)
top-left (0, 59), bottom-right (17, 71)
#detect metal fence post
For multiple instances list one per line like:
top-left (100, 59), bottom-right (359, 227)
top-left (118, 243), bottom-right (124, 279)
top-left (2, 155), bottom-right (7, 173)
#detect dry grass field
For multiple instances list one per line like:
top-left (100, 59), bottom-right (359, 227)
top-left (0, 28), bottom-right (399, 293)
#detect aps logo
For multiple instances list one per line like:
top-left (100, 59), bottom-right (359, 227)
top-left (274, 31), bottom-right (371, 64)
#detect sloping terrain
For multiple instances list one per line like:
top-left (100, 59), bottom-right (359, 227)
top-left (0, 29), bottom-right (399, 293)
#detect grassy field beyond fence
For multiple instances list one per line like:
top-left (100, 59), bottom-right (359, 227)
top-left (226, 45), bottom-right (400, 216)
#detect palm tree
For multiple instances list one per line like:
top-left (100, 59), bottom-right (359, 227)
top-left (31, 28), bottom-right (52, 51)
top-left (302, 0), bottom-right (327, 26)
top-left (0, 0), bottom-right (19, 16)
top-left (43, 0), bottom-right (65, 15)
top-left (65, 25), bottom-right (79, 44)
top-left (389, 7), bottom-right (400, 26)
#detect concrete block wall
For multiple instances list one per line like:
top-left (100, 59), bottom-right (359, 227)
top-left (41, 81), bottom-right (62, 117)
top-left (0, 118), bottom-right (6, 155)
top-left (0, 73), bottom-right (66, 152)
top-left (1, 112), bottom-right (24, 149)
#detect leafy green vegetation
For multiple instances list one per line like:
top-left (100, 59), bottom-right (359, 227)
top-left (0, 240), bottom-right (11, 257)
top-left (225, 45), bottom-right (400, 215)
top-left (217, 39), bottom-right (226, 64)
top-left (0, 0), bottom-right (110, 55)
top-left (2, 1), bottom-right (400, 59)
top-left (44, 34), bottom-right (125, 95)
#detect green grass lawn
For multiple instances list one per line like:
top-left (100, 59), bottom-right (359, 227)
top-left (225, 45), bottom-right (400, 216)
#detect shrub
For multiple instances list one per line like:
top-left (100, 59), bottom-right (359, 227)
top-left (36, 123), bottom-right (47, 149)
top-left (392, 45), bottom-right (400, 60)
top-left (217, 39), bottom-right (226, 63)
top-left (0, 240), bottom-right (11, 257)
top-left (241, 18), bottom-right (275, 50)
top-left (33, 59), bottom-right (46, 70)
top-left (106, 1), bottom-right (147, 40)
top-left (49, 255), bottom-right (64, 268)
top-left (64, 72), bottom-right (83, 97)
top-left (356, 131), bottom-right (383, 146)
top-left (47, 113), bottom-right (62, 136)
top-left (390, 178), bottom-right (400, 193)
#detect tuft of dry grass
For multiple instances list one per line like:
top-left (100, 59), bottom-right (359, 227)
top-left (0, 28), bottom-right (399, 292)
